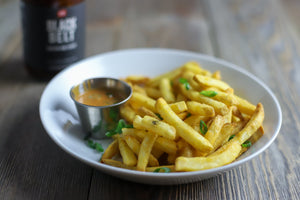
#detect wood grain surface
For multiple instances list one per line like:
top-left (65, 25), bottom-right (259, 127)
top-left (0, 0), bottom-right (299, 199)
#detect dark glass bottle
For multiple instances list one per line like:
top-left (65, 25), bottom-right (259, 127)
top-left (20, 0), bottom-right (85, 80)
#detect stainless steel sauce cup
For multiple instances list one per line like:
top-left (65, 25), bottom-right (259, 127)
top-left (70, 77), bottom-right (132, 139)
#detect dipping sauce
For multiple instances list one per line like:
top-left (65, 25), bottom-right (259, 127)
top-left (75, 88), bottom-right (120, 106)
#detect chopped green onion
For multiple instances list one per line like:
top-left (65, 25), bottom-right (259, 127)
top-left (228, 135), bottom-right (235, 141)
top-left (105, 119), bottom-right (133, 137)
top-left (155, 113), bottom-right (163, 120)
top-left (200, 90), bottom-right (218, 97)
top-left (179, 78), bottom-right (190, 90)
top-left (86, 139), bottom-right (104, 153)
top-left (200, 120), bottom-right (208, 135)
top-left (241, 140), bottom-right (252, 148)
top-left (153, 167), bottom-right (171, 173)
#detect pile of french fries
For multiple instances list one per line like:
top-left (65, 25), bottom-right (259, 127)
top-left (100, 62), bottom-right (265, 172)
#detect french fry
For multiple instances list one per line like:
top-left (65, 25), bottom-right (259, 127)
top-left (145, 87), bottom-right (161, 99)
top-left (155, 98), bottom-right (213, 153)
top-left (234, 95), bottom-right (256, 115)
top-left (120, 104), bottom-right (136, 124)
top-left (123, 135), bottom-right (159, 167)
top-left (137, 132), bottom-right (158, 171)
top-left (133, 115), bottom-right (176, 140)
top-left (175, 140), bottom-right (241, 171)
top-left (182, 61), bottom-right (212, 77)
top-left (125, 75), bottom-right (150, 85)
top-left (101, 139), bottom-right (119, 161)
top-left (102, 159), bottom-right (135, 170)
top-left (193, 74), bottom-right (231, 91)
top-left (184, 115), bottom-right (211, 132)
top-left (129, 92), bottom-right (156, 112)
top-left (204, 115), bottom-right (225, 145)
top-left (169, 101), bottom-right (188, 114)
top-left (186, 101), bottom-right (215, 117)
top-left (137, 106), bottom-right (160, 119)
top-left (177, 139), bottom-right (193, 157)
top-left (118, 136), bottom-right (137, 167)
top-left (101, 61), bottom-right (265, 172)
top-left (231, 103), bottom-right (264, 145)
top-left (159, 78), bottom-right (176, 103)
top-left (179, 84), bottom-right (229, 115)
top-left (153, 136), bottom-right (177, 155)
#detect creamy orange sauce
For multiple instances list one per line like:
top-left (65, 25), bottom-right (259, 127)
top-left (75, 88), bottom-right (118, 106)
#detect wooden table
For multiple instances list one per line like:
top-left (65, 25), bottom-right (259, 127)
top-left (0, 0), bottom-right (299, 199)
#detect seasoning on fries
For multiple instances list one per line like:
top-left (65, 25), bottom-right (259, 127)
top-left (99, 61), bottom-right (265, 172)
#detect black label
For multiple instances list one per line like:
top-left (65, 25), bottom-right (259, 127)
top-left (21, 2), bottom-right (85, 71)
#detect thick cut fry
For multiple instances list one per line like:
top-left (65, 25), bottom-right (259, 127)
top-left (137, 106), bottom-right (159, 119)
top-left (123, 135), bottom-right (159, 167)
top-left (132, 84), bottom-right (148, 95)
top-left (209, 120), bottom-right (246, 154)
top-left (159, 78), bottom-right (176, 103)
top-left (223, 106), bottom-right (233, 124)
top-left (169, 101), bottom-right (188, 114)
top-left (156, 98), bottom-right (213, 152)
top-left (177, 139), bottom-right (193, 157)
top-left (123, 127), bottom-right (177, 155)
top-left (186, 101), bottom-right (215, 117)
top-left (137, 132), bottom-right (158, 171)
top-left (212, 70), bottom-right (221, 80)
top-left (184, 115), bottom-right (211, 132)
top-left (102, 159), bottom-right (135, 170)
top-left (207, 90), bottom-right (238, 106)
top-left (120, 104), bottom-right (136, 124)
top-left (101, 139), bottom-right (119, 161)
top-left (234, 95), bottom-right (256, 115)
top-left (179, 84), bottom-right (229, 115)
top-left (125, 75), bottom-right (150, 84)
top-left (118, 136), bottom-right (137, 167)
top-left (145, 87), bottom-right (161, 99)
top-left (133, 115), bottom-right (176, 140)
top-left (147, 66), bottom-right (183, 87)
top-left (182, 61), bottom-right (212, 77)
top-left (193, 74), bottom-right (231, 91)
top-left (175, 140), bottom-right (241, 171)
top-left (232, 103), bottom-right (264, 145)
top-left (204, 115), bottom-right (225, 145)
top-left (129, 92), bottom-right (156, 112)
top-left (153, 136), bottom-right (177, 155)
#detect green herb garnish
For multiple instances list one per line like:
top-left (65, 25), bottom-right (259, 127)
top-left (200, 90), bottom-right (218, 97)
top-left (153, 167), bottom-right (171, 173)
top-left (241, 140), bottom-right (252, 148)
top-left (86, 139), bottom-right (104, 152)
top-left (179, 78), bottom-right (190, 90)
top-left (200, 120), bottom-right (208, 135)
top-left (155, 113), bottom-right (163, 120)
top-left (105, 119), bottom-right (133, 137)
top-left (228, 135), bottom-right (235, 141)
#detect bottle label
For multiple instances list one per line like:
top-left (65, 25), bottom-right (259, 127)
top-left (21, 2), bottom-right (85, 71)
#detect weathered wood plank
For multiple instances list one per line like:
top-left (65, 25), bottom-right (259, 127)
top-left (206, 0), bottom-right (300, 199)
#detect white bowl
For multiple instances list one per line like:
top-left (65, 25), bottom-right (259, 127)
top-left (39, 48), bottom-right (282, 185)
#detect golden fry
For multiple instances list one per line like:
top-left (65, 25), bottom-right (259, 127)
top-left (159, 78), bottom-right (176, 103)
top-left (133, 115), bottom-right (176, 140)
top-left (118, 136), bottom-right (137, 167)
top-left (186, 101), bottom-right (215, 117)
top-left (137, 132), bottom-right (158, 171)
top-left (156, 98), bottom-right (213, 153)
top-left (175, 140), bottom-right (241, 171)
